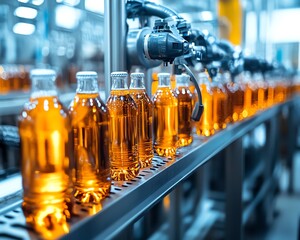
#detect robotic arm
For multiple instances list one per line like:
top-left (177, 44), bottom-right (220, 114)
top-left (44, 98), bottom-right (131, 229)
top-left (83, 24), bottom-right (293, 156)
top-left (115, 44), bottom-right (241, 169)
top-left (126, 0), bottom-right (229, 121)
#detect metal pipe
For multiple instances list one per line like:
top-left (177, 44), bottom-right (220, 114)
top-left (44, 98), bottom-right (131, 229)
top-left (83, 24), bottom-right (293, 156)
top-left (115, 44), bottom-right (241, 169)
top-left (104, 0), bottom-right (127, 98)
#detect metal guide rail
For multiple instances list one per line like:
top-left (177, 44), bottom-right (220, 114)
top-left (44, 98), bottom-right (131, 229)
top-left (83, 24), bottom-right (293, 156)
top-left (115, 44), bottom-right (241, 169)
top-left (0, 99), bottom-right (293, 240)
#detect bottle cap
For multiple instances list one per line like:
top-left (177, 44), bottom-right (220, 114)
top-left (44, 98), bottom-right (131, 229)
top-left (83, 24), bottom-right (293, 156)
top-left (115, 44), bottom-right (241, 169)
top-left (111, 72), bottom-right (128, 78)
top-left (76, 71), bottom-right (98, 79)
top-left (130, 72), bottom-right (144, 78)
top-left (30, 69), bottom-right (56, 79)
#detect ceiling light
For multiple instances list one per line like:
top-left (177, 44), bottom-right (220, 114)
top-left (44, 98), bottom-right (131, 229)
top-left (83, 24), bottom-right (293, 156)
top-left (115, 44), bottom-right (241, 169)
top-left (14, 7), bottom-right (38, 19)
top-left (13, 22), bottom-right (35, 35)
top-left (32, 0), bottom-right (44, 6)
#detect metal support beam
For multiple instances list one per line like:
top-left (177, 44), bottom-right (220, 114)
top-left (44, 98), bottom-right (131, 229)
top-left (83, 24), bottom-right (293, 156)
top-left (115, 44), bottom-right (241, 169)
top-left (169, 184), bottom-right (183, 240)
top-left (225, 138), bottom-right (243, 240)
top-left (104, 0), bottom-right (127, 97)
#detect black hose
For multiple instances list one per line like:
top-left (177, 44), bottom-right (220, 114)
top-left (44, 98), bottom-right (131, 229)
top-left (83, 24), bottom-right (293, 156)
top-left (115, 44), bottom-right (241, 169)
top-left (143, 1), bottom-right (179, 18)
top-left (181, 64), bottom-right (204, 121)
top-left (127, 0), bottom-right (179, 19)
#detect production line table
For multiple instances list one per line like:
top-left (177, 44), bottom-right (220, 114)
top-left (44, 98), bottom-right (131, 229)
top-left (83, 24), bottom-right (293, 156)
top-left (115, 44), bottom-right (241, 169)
top-left (0, 96), bottom-right (298, 240)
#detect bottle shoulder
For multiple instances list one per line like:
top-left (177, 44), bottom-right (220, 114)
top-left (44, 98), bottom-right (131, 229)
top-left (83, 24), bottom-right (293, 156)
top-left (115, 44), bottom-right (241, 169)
top-left (70, 94), bottom-right (108, 110)
top-left (106, 93), bottom-right (137, 111)
top-left (130, 91), bottom-right (153, 105)
top-left (19, 97), bottom-right (70, 123)
top-left (175, 87), bottom-right (193, 98)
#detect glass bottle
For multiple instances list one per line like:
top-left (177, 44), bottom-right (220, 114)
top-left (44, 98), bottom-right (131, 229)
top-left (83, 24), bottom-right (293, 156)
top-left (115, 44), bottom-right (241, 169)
top-left (232, 73), bottom-right (246, 121)
top-left (254, 72), bottom-right (266, 110)
top-left (153, 73), bottom-right (178, 157)
top-left (129, 72), bottom-right (153, 168)
top-left (243, 72), bottom-right (253, 118)
top-left (106, 72), bottom-right (139, 180)
top-left (222, 71), bottom-right (234, 123)
top-left (266, 74), bottom-right (275, 107)
top-left (211, 73), bottom-right (228, 130)
top-left (175, 74), bottom-right (193, 147)
top-left (249, 74), bottom-right (258, 115)
top-left (18, 69), bottom-right (71, 238)
top-left (69, 71), bottom-right (111, 204)
top-left (197, 72), bottom-right (214, 136)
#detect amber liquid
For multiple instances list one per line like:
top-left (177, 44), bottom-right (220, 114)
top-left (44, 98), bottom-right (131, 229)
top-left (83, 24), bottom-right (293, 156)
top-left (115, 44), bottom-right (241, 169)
top-left (18, 95), bottom-right (71, 238)
top-left (232, 86), bottom-right (245, 121)
top-left (251, 85), bottom-right (258, 115)
top-left (267, 85), bottom-right (275, 107)
top-left (153, 86), bottom-right (178, 157)
top-left (224, 83), bottom-right (234, 123)
top-left (69, 93), bottom-right (111, 203)
top-left (212, 85), bottom-right (228, 130)
top-left (244, 84), bottom-right (253, 118)
top-left (175, 86), bottom-right (193, 147)
top-left (274, 83), bottom-right (287, 103)
top-left (257, 85), bottom-right (265, 110)
top-left (197, 84), bottom-right (214, 136)
top-left (130, 89), bottom-right (154, 168)
top-left (0, 77), bottom-right (9, 94)
top-left (263, 85), bottom-right (269, 108)
top-left (106, 90), bottom-right (139, 180)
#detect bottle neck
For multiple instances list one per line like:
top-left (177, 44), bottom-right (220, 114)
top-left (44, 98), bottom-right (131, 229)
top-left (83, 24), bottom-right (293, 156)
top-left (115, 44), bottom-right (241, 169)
top-left (176, 80), bottom-right (189, 87)
top-left (130, 77), bottom-right (145, 89)
top-left (76, 78), bottom-right (99, 93)
top-left (158, 77), bottom-right (170, 87)
top-left (31, 78), bottom-right (57, 98)
top-left (111, 77), bottom-right (128, 90)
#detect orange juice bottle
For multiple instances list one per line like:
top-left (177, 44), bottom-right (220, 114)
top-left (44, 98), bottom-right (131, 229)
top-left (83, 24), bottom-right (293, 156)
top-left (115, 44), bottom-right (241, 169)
top-left (129, 72), bottom-right (153, 168)
top-left (175, 74), bottom-right (193, 147)
top-left (211, 73), bottom-right (228, 130)
top-left (153, 73), bottom-right (178, 157)
top-left (69, 71), bottom-right (111, 203)
top-left (0, 65), bottom-right (9, 93)
top-left (243, 72), bottom-right (253, 118)
top-left (266, 77), bottom-right (275, 107)
top-left (222, 72), bottom-right (234, 123)
top-left (18, 69), bottom-right (71, 238)
top-left (274, 79), bottom-right (285, 103)
top-left (232, 74), bottom-right (245, 121)
top-left (253, 73), bottom-right (266, 110)
top-left (106, 72), bottom-right (139, 180)
top-left (196, 72), bottom-right (214, 136)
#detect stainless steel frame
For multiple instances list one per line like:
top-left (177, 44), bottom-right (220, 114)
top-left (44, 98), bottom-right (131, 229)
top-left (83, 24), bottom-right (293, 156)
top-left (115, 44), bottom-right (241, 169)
top-left (104, 0), bottom-right (127, 97)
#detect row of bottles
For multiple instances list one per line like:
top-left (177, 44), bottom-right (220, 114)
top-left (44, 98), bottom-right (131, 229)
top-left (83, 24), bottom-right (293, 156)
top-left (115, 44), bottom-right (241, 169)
top-left (18, 66), bottom-right (297, 238)
top-left (196, 70), bottom-right (296, 136)
top-left (18, 69), bottom-right (194, 238)
top-left (0, 65), bottom-right (31, 93)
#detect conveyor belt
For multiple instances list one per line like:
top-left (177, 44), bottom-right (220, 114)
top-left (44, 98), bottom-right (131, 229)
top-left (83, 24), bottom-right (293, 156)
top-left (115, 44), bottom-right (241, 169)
top-left (0, 99), bottom-right (293, 239)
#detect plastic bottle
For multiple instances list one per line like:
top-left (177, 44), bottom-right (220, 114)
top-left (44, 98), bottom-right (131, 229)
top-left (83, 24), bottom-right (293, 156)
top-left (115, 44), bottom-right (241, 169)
top-left (175, 74), bottom-right (193, 147)
top-left (18, 69), bottom-right (71, 238)
top-left (106, 72), bottom-right (139, 180)
top-left (129, 72), bottom-right (153, 168)
top-left (211, 73), bottom-right (228, 130)
top-left (232, 74), bottom-right (246, 121)
top-left (69, 71), bottom-right (111, 204)
top-left (197, 72), bottom-right (214, 136)
top-left (153, 73), bottom-right (178, 157)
